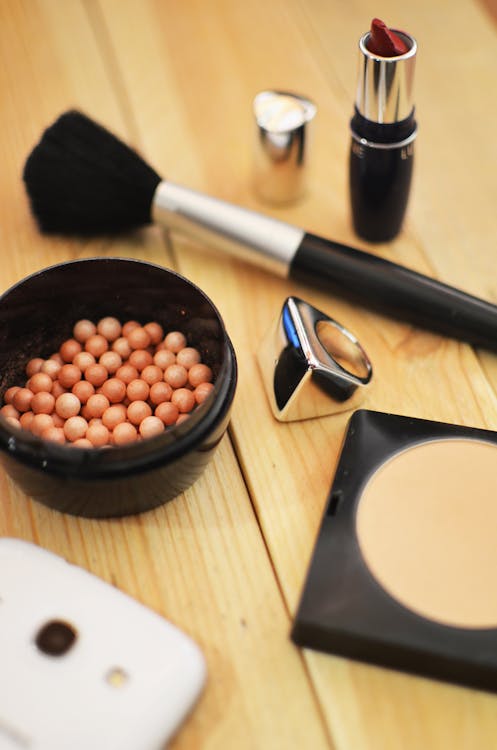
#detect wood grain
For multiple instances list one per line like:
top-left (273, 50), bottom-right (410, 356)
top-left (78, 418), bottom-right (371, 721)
top-left (93, 0), bottom-right (497, 748)
top-left (2, 0), bottom-right (497, 747)
top-left (0, 1), bottom-right (330, 747)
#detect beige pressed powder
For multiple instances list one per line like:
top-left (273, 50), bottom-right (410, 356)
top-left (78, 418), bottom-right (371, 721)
top-left (356, 438), bottom-right (497, 629)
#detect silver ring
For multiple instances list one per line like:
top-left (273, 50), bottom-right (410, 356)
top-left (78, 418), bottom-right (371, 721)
top-left (350, 128), bottom-right (418, 150)
top-left (257, 297), bottom-right (373, 421)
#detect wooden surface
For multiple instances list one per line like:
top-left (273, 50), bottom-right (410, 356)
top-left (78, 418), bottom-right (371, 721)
top-left (1, 1), bottom-right (497, 747)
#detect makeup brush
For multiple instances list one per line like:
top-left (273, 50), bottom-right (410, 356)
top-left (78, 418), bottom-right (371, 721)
top-left (23, 110), bottom-right (497, 352)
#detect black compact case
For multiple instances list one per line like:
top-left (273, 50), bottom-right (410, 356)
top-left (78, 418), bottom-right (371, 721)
top-left (292, 409), bottom-right (497, 692)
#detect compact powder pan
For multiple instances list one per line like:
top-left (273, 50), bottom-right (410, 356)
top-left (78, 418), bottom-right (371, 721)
top-left (357, 439), bottom-right (497, 629)
top-left (292, 410), bottom-right (497, 692)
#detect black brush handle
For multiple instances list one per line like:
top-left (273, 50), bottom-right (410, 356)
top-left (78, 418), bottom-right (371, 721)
top-left (153, 182), bottom-right (497, 351)
top-left (290, 233), bottom-right (497, 351)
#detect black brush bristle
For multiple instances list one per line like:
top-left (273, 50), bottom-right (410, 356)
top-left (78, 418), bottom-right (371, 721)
top-left (23, 111), bottom-right (162, 236)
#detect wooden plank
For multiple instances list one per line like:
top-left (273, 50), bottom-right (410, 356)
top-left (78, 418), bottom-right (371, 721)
top-left (95, 0), bottom-right (497, 747)
top-left (0, 2), bottom-right (330, 747)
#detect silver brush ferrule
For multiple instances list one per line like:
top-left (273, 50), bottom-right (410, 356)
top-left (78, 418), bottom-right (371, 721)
top-left (355, 30), bottom-right (417, 123)
top-left (152, 181), bottom-right (304, 277)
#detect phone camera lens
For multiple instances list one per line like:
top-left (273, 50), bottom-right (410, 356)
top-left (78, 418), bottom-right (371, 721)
top-left (35, 620), bottom-right (78, 656)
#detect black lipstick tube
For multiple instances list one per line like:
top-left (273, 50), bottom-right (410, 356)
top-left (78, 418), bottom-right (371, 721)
top-left (349, 29), bottom-right (417, 242)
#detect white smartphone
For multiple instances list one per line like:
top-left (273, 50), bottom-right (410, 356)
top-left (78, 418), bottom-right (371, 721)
top-left (0, 538), bottom-right (206, 750)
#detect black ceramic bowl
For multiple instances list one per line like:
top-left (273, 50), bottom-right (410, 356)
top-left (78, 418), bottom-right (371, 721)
top-left (0, 258), bottom-right (237, 517)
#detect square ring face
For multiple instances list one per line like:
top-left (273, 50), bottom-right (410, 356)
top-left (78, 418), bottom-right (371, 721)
top-left (291, 409), bottom-right (497, 693)
top-left (257, 298), bottom-right (372, 421)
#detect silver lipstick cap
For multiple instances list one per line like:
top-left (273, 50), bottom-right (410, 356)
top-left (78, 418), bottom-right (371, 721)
top-left (355, 30), bottom-right (417, 123)
top-left (253, 90), bottom-right (316, 204)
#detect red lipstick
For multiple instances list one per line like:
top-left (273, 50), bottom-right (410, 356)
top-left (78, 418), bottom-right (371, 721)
top-left (349, 20), bottom-right (417, 242)
top-left (367, 18), bottom-right (409, 56)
